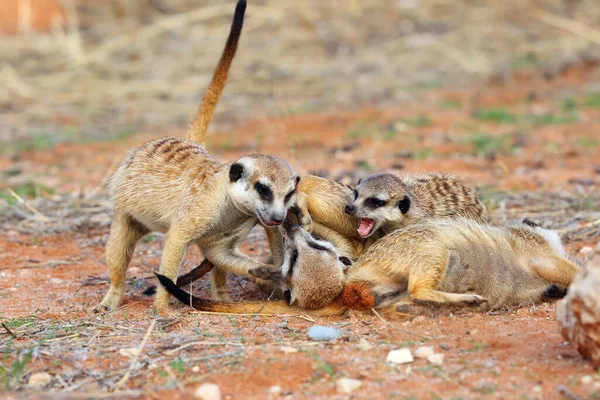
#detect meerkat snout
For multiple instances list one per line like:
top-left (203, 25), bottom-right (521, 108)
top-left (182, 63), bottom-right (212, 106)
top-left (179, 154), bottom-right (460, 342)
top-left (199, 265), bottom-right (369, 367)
top-left (344, 204), bottom-right (356, 215)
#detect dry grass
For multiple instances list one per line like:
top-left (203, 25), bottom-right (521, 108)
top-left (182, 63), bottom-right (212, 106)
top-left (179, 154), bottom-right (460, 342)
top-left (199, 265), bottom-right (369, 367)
top-left (2, 0), bottom-right (600, 145)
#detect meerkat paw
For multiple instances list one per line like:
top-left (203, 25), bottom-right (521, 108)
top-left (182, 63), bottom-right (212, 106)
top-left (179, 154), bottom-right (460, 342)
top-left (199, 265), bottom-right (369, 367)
top-left (249, 266), bottom-right (282, 283)
top-left (211, 290), bottom-right (233, 302)
top-left (94, 288), bottom-right (123, 313)
top-left (460, 294), bottom-right (488, 305)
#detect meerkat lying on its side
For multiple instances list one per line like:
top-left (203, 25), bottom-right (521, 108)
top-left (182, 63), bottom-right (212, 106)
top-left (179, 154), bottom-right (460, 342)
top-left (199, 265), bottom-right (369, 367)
top-left (158, 219), bottom-right (579, 315)
top-left (345, 173), bottom-right (489, 239)
top-left (344, 218), bottom-right (580, 310)
top-left (155, 219), bottom-right (350, 316)
top-left (96, 0), bottom-right (300, 313)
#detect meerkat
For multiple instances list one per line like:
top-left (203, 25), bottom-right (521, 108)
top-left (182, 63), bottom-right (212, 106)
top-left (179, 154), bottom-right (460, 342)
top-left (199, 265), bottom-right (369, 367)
top-left (95, 0), bottom-right (301, 313)
top-left (158, 219), bottom-right (580, 315)
top-left (344, 218), bottom-right (580, 310)
top-left (155, 219), bottom-right (350, 316)
top-left (344, 172), bottom-right (489, 239)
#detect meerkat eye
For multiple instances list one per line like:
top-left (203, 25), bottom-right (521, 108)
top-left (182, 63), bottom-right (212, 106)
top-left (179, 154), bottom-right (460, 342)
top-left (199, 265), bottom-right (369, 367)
top-left (284, 189), bottom-right (296, 203)
top-left (254, 182), bottom-right (273, 201)
top-left (308, 241), bottom-right (329, 251)
top-left (288, 250), bottom-right (298, 274)
top-left (365, 197), bottom-right (387, 209)
top-left (339, 256), bottom-right (352, 266)
top-left (353, 189), bottom-right (358, 200)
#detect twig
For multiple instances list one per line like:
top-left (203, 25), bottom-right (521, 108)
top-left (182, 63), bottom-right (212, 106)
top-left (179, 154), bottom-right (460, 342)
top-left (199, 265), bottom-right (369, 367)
top-left (556, 385), bottom-right (584, 400)
top-left (1, 323), bottom-right (16, 339)
top-left (113, 319), bottom-right (156, 391)
top-left (8, 188), bottom-right (50, 222)
top-left (256, 285), bottom-right (278, 314)
top-left (164, 341), bottom-right (244, 356)
top-left (190, 310), bottom-right (314, 322)
top-left (45, 333), bottom-right (81, 342)
top-left (536, 10), bottom-right (600, 45)
top-left (371, 308), bottom-right (432, 340)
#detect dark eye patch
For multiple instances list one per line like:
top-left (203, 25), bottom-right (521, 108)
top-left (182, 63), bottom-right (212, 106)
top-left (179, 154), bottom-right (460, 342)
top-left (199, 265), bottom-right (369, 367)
top-left (364, 197), bottom-right (387, 209)
top-left (287, 250), bottom-right (298, 275)
top-left (254, 182), bottom-right (273, 202)
top-left (353, 189), bottom-right (358, 200)
top-left (284, 189), bottom-right (296, 203)
top-left (339, 256), bottom-right (352, 266)
top-left (308, 241), bottom-right (329, 251)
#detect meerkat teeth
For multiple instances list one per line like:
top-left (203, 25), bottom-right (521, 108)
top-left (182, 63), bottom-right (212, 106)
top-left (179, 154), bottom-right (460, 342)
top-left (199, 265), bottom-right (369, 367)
top-left (358, 218), bottom-right (374, 237)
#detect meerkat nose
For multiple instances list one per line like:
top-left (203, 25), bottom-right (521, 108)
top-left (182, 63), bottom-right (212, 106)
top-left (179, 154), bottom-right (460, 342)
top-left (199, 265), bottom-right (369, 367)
top-left (344, 204), bottom-right (356, 215)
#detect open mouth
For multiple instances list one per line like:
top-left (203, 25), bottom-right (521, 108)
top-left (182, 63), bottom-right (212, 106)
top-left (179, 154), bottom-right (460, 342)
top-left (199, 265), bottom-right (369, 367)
top-left (357, 218), bottom-right (375, 238)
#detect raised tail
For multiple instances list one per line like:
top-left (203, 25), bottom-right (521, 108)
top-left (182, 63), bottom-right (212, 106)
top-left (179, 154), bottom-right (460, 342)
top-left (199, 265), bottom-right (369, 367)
top-left (188, 0), bottom-right (246, 145)
top-left (155, 273), bottom-right (347, 317)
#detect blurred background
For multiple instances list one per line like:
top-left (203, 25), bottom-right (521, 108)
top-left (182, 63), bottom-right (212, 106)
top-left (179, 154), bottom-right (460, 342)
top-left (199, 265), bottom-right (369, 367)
top-left (1, 0), bottom-right (600, 237)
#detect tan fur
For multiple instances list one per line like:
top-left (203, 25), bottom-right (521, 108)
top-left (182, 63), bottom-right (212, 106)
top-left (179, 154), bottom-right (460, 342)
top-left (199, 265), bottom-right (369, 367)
top-left (160, 220), bottom-right (580, 315)
top-left (348, 218), bottom-right (580, 309)
top-left (188, 0), bottom-right (245, 146)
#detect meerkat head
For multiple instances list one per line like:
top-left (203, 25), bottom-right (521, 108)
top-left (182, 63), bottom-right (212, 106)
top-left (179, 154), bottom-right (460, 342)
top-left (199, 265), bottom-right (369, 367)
top-left (280, 220), bottom-right (351, 310)
top-left (228, 154), bottom-right (299, 227)
top-left (344, 173), bottom-right (412, 238)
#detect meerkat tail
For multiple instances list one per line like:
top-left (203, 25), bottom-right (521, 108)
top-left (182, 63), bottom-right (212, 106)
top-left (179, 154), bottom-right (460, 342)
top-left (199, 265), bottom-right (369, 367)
top-left (155, 273), bottom-right (347, 316)
top-left (188, 0), bottom-right (246, 145)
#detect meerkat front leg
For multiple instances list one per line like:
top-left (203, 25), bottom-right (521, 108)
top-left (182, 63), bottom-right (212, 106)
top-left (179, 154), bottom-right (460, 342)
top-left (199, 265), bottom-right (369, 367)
top-left (153, 230), bottom-right (191, 313)
top-left (210, 269), bottom-right (232, 302)
top-left (204, 247), bottom-right (281, 283)
top-left (96, 213), bottom-right (149, 312)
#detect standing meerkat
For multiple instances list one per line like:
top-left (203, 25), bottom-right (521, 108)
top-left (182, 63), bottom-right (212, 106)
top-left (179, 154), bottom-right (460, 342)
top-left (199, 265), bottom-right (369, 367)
top-left (157, 219), bottom-right (579, 314)
top-left (344, 173), bottom-right (489, 239)
top-left (96, 0), bottom-right (300, 313)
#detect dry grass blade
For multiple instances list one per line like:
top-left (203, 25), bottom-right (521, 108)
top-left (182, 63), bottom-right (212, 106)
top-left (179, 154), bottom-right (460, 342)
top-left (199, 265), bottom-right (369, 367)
top-left (371, 308), bottom-right (432, 340)
top-left (536, 10), bottom-right (600, 45)
top-left (190, 310), bottom-right (315, 322)
top-left (8, 188), bottom-right (50, 222)
top-left (113, 319), bottom-right (156, 391)
top-left (164, 340), bottom-right (244, 356)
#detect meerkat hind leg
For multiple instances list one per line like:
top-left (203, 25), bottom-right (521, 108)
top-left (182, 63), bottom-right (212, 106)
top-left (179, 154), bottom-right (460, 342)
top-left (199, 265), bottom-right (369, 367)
top-left (153, 231), bottom-right (191, 313)
top-left (96, 213), bottom-right (149, 312)
top-left (210, 268), bottom-right (232, 302)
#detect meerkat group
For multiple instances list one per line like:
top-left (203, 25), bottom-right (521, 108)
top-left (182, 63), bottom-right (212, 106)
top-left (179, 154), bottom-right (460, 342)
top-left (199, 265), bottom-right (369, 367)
top-left (97, 0), bottom-right (580, 316)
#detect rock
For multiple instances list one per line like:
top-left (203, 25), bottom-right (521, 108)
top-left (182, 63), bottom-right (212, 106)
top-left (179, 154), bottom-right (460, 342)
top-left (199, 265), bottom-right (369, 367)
top-left (192, 366), bottom-right (200, 373)
top-left (307, 326), bottom-right (341, 341)
top-left (386, 349), bottom-right (413, 364)
top-left (413, 346), bottom-right (435, 359)
top-left (427, 353), bottom-right (445, 366)
top-left (557, 242), bottom-right (600, 366)
top-left (358, 338), bottom-right (373, 351)
top-left (279, 346), bottom-right (298, 354)
top-left (580, 375), bottom-right (593, 384)
top-left (49, 278), bottom-right (64, 285)
top-left (580, 246), bottom-right (594, 255)
top-left (336, 377), bottom-right (362, 394)
top-left (194, 383), bottom-right (221, 400)
top-left (119, 348), bottom-right (139, 358)
top-left (268, 385), bottom-right (283, 397)
top-left (28, 372), bottom-right (51, 387)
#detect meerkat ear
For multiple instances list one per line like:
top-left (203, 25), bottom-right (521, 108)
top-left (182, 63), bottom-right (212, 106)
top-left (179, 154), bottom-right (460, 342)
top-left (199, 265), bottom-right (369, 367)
top-left (339, 256), bottom-right (352, 266)
top-left (398, 195), bottom-right (411, 214)
top-left (357, 178), bottom-right (363, 185)
top-left (229, 163), bottom-right (244, 182)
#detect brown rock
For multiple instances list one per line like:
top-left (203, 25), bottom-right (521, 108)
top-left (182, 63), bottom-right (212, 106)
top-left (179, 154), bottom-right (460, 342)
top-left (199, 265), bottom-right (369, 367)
top-left (557, 242), bottom-right (600, 366)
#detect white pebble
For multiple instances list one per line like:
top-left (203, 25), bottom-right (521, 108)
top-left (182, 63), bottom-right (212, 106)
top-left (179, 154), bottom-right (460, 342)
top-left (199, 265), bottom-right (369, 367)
top-left (307, 325), bottom-right (341, 341)
top-left (532, 385), bottom-right (542, 393)
top-left (579, 246), bottom-right (593, 255)
top-left (336, 377), bottom-right (362, 394)
top-left (580, 375), bottom-right (593, 384)
top-left (192, 366), bottom-right (200, 373)
top-left (413, 346), bottom-right (435, 359)
top-left (386, 348), bottom-right (413, 364)
top-left (268, 385), bottom-right (283, 397)
top-left (427, 353), bottom-right (445, 366)
top-left (28, 372), bottom-right (51, 387)
top-left (358, 338), bottom-right (373, 351)
top-left (119, 348), bottom-right (139, 358)
top-left (279, 346), bottom-right (298, 354)
top-left (194, 383), bottom-right (221, 400)
top-left (49, 278), bottom-right (64, 285)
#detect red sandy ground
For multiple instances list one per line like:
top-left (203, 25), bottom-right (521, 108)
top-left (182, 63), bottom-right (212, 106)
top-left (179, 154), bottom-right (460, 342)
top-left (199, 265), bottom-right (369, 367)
top-left (1, 65), bottom-right (600, 399)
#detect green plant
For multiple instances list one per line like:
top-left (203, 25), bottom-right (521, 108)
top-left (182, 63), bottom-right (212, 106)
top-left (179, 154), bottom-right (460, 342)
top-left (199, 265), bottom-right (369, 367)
top-left (584, 92), bottom-right (600, 107)
top-left (466, 132), bottom-right (515, 158)
top-left (403, 115), bottom-right (431, 128)
top-left (474, 108), bottom-right (517, 124)
top-left (1, 339), bottom-right (35, 390)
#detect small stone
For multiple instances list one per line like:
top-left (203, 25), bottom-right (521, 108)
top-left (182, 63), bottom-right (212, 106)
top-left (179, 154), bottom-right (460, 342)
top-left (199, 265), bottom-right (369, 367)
top-left (427, 353), bottom-right (445, 366)
top-left (28, 372), bottom-right (51, 387)
top-left (280, 346), bottom-right (298, 354)
top-left (192, 366), bottom-right (200, 373)
top-left (194, 383), bottom-right (221, 400)
top-left (411, 316), bottom-right (426, 325)
top-left (358, 338), bottom-right (373, 351)
top-left (386, 348), bottom-right (413, 364)
top-left (413, 346), bottom-right (435, 359)
top-left (439, 344), bottom-right (450, 351)
top-left (581, 375), bottom-right (593, 384)
top-left (579, 246), bottom-right (593, 255)
top-left (268, 385), bottom-right (283, 397)
top-left (49, 278), bottom-right (64, 285)
top-left (336, 377), bottom-right (362, 394)
top-left (119, 348), bottom-right (139, 357)
top-left (532, 385), bottom-right (542, 393)
top-left (307, 325), bottom-right (341, 341)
